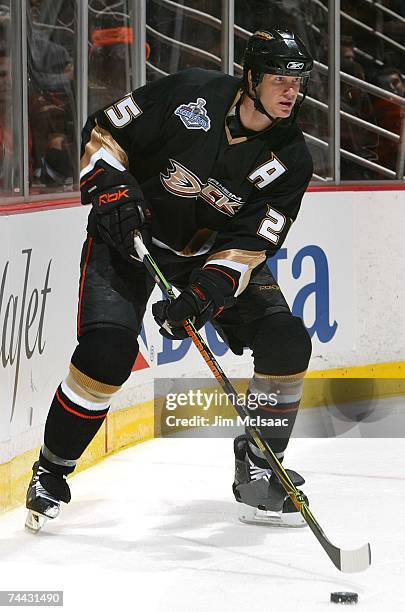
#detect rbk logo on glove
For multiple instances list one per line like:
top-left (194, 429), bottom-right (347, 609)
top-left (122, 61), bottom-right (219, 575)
top-left (98, 188), bottom-right (129, 205)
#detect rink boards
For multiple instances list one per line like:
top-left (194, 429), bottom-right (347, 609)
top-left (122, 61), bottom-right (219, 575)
top-left (1, 188), bottom-right (404, 512)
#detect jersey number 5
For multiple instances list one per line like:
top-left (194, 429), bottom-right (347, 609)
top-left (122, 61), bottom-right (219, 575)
top-left (105, 95), bottom-right (142, 128)
top-left (257, 206), bottom-right (287, 244)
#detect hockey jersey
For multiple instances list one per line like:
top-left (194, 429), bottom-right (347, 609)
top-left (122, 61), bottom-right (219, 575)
top-left (80, 68), bottom-right (313, 297)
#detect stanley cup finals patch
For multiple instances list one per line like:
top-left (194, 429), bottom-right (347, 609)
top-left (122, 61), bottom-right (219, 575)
top-left (174, 98), bottom-right (211, 132)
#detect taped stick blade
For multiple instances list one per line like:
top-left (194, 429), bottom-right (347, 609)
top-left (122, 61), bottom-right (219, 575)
top-left (339, 542), bottom-right (371, 573)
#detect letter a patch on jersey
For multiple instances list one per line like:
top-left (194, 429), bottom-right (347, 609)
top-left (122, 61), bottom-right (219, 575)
top-left (248, 153), bottom-right (287, 189)
top-left (174, 98), bottom-right (211, 132)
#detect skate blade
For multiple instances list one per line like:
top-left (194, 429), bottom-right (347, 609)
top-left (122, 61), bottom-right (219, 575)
top-left (239, 506), bottom-right (307, 528)
top-left (25, 510), bottom-right (48, 533)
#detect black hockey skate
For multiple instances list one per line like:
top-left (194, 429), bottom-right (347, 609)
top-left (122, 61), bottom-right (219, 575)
top-left (232, 435), bottom-right (308, 527)
top-left (25, 461), bottom-right (71, 533)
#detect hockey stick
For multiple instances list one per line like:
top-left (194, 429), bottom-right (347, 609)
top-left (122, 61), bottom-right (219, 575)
top-left (133, 234), bottom-right (371, 573)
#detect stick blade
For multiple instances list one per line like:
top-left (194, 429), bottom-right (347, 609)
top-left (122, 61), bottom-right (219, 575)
top-left (338, 542), bottom-right (372, 573)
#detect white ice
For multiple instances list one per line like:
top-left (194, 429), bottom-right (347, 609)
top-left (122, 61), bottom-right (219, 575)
top-left (0, 435), bottom-right (404, 612)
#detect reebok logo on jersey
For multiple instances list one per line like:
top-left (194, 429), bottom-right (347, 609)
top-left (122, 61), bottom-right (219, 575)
top-left (98, 188), bottom-right (129, 205)
top-left (259, 284), bottom-right (280, 291)
top-left (174, 98), bottom-right (211, 132)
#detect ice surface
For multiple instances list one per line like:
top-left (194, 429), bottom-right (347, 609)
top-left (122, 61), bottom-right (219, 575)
top-left (0, 435), bottom-right (404, 611)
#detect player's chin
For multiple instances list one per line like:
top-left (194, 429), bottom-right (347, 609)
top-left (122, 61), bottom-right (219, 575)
top-left (276, 105), bottom-right (294, 117)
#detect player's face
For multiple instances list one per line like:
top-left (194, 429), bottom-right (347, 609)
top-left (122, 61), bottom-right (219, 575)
top-left (257, 74), bottom-right (301, 118)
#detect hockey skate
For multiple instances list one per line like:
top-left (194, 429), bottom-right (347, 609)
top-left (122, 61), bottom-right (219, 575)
top-left (232, 435), bottom-right (308, 528)
top-left (25, 461), bottom-right (71, 533)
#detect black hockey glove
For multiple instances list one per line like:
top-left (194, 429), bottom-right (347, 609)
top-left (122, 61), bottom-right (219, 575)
top-left (152, 270), bottom-right (234, 340)
top-left (82, 162), bottom-right (151, 261)
top-left (94, 185), bottom-right (151, 261)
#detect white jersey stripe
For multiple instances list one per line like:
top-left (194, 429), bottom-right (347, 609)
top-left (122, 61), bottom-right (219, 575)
top-left (61, 380), bottom-right (110, 412)
top-left (151, 235), bottom-right (216, 257)
top-left (203, 258), bottom-right (248, 297)
top-left (80, 147), bottom-right (126, 180)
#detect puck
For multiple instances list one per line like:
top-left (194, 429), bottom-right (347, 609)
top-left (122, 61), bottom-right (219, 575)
top-left (330, 592), bottom-right (358, 604)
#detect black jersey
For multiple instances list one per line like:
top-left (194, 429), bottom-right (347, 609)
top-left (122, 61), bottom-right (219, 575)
top-left (80, 68), bottom-right (313, 297)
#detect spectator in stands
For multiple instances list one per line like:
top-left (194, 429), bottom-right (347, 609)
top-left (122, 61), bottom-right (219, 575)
top-left (341, 0), bottom-right (404, 75)
top-left (0, 33), bottom-right (12, 192)
top-left (339, 33), bottom-right (375, 81)
top-left (27, 0), bottom-right (75, 190)
top-left (28, 0), bottom-right (74, 91)
top-left (340, 59), bottom-right (379, 179)
top-left (0, 44), bottom-right (10, 105)
top-left (375, 66), bottom-right (405, 98)
top-left (372, 66), bottom-right (404, 172)
top-left (1, 23), bottom-right (35, 193)
top-left (341, 35), bottom-right (355, 64)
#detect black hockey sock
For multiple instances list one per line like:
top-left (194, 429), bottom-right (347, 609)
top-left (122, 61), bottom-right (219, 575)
top-left (41, 384), bottom-right (109, 476)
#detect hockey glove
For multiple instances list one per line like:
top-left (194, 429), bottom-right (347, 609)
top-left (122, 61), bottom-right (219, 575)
top-left (94, 185), bottom-right (151, 261)
top-left (152, 270), bottom-right (234, 340)
top-left (82, 163), bottom-right (151, 260)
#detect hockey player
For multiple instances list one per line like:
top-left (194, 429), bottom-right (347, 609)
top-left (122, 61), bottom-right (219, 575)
top-left (26, 27), bottom-right (314, 531)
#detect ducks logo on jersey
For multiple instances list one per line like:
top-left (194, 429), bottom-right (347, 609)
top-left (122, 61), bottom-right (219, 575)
top-left (160, 159), bottom-right (201, 197)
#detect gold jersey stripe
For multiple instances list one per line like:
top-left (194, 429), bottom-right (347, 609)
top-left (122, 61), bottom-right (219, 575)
top-left (206, 248), bottom-right (266, 268)
top-left (206, 248), bottom-right (266, 294)
top-left (224, 90), bottom-right (248, 145)
top-left (80, 123), bottom-right (129, 172)
top-left (69, 363), bottom-right (121, 398)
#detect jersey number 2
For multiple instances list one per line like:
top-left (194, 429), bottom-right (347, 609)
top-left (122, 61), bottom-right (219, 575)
top-left (257, 206), bottom-right (286, 244)
top-left (105, 95), bottom-right (142, 128)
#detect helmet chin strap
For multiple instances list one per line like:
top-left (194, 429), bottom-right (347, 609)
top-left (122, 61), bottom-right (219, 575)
top-left (248, 85), bottom-right (277, 123)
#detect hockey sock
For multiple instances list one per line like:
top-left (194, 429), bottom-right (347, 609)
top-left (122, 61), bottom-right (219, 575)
top-left (40, 364), bottom-right (120, 476)
top-left (246, 370), bottom-right (305, 459)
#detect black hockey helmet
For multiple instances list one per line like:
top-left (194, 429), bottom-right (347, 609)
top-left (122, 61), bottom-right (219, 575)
top-left (242, 27), bottom-right (313, 122)
top-left (243, 28), bottom-right (313, 87)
